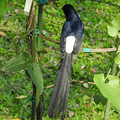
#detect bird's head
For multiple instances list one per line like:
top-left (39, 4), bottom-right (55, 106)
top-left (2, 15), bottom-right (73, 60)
top-left (62, 4), bottom-right (77, 20)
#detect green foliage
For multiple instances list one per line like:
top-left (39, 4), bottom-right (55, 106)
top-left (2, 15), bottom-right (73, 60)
top-left (94, 74), bottom-right (120, 110)
top-left (0, 71), bottom-right (32, 119)
top-left (1, 53), bottom-right (43, 95)
top-left (87, 93), bottom-right (107, 105)
top-left (27, 63), bottom-right (43, 95)
top-left (0, 0), bottom-right (8, 22)
top-left (94, 14), bottom-right (120, 119)
top-left (108, 15), bottom-right (120, 38)
top-left (0, 20), bottom-right (20, 34)
top-left (94, 13), bottom-right (120, 115)
top-left (1, 0), bottom-right (120, 119)
top-left (2, 52), bottom-right (33, 72)
top-left (114, 49), bottom-right (120, 65)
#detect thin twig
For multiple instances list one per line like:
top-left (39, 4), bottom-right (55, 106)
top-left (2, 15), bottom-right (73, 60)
top-left (34, 3), bottom-right (41, 7)
top-left (22, 99), bottom-right (31, 120)
top-left (43, 84), bottom-right (54, 90)
top-left (23, 25), bottom-right (37, 38)
top-left (34, 0), bottom-right (59, 7)
top-left (43, 80), bottom-right (96, 90)
top-left (27, 6), bottom-right (34, 32)
top-left (0, 79), bottom-right (29, 92)
top-left (91, 0), bottom-right (120, 8)
top-left (37, 33), bottom-right (59, 44)
top-left (72, 80), bottom-right (96, 85)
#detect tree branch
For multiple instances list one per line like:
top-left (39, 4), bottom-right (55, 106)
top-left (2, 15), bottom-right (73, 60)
top-left (91, 0), bottom-right (120, 8)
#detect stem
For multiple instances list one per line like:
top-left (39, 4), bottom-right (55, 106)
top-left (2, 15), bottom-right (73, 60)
top-left (36, 4), bottom-right (43, 56)
top-left (104, 100), bottom-right (110, 120)
top-left (31, 84), bottom-right (36, 120)
top-left (36, 89), bottom-right (40, 119)
top-left (26, 1), bottom-right (36, 120)
top-left (32, 38), bottom-right (37, 61)
top-left (112, 37), bottom-right (120, 76)
top-left (30, 2), bottom-right (38, 120)
top-left (104, 37), bottom-right (120, 120)
top-left (27, 1), bottom-right (44, 120)
top-left (35, 4), bottom-right (44, 120)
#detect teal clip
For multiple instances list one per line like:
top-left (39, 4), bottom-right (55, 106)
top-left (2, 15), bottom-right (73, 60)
top-left (30, 95), bottom-right (35, 102)
top-left (37, 0), bottom-right (48, 4)
top-left (29, 28), bottom-right (40, 38)
top-left (82, 48), bottom-right (92, 53)
top-left (119, 6), bottom-right (120, 8)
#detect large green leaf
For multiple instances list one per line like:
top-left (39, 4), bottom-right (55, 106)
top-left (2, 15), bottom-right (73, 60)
top-left (27, 62), bottom-right (43, 95)
top-left (0, 0), bottom-right (8, 22)
top-left (114, 52), bottom-right (120, 65)
top-left (94, 74), bottom-right (120, 110)
top-left (2, 52), bottom-right (33, 72)
top-left (108, 15), bottom-right (120, 38)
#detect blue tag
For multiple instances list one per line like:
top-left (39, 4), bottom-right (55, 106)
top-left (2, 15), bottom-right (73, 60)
top-left (82, 48), bottom-right (92, 53)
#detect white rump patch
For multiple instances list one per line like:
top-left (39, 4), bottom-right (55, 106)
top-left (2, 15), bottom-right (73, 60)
top-left (65, 36), bottom-right (75, 54)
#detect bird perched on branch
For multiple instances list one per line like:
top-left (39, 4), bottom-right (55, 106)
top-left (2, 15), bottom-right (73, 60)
top-left (48, 4), bottom-right (84, 119)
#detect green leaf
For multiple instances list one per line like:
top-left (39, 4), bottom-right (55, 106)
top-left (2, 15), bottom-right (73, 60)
top-left (114, 52), bottom-right (120, 65)
top-left (118, 31), bottom-right (120, 38)
top-left (87, 93), bottom-right (107, 105)
top-left (108, 15), bottom-right (120, 38)
top-left (2, 52), bottom-right (31, 72)
top-left (26, 57), bottom-right (34, 64)
top-left (27, 62), bottom-right (43, 95)
top-left (94, 74), bottom-right (120, 110)
top-left (0, 0), bottom-right (8, 22)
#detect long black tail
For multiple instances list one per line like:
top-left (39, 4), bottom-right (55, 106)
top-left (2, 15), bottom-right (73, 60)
top-left (48, 53), bottom-right (72, 118)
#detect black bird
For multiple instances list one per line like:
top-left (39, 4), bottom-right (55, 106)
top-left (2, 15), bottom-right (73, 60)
top-left (48, 4), bottom-right (84, 119)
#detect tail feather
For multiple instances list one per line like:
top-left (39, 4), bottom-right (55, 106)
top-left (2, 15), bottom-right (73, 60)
top-left (48, 53), bottom-right (72, 118)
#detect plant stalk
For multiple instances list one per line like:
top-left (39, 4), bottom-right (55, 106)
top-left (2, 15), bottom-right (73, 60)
top-left (36, 89), bottom-right (40, 119)
top-left (29, 2), bottom-right (38, 120)
top-left (104, 100), bottom-right (110, 120)
top-left (26, 1), bottom-right (43, 120)
top-left (35, 4), bottom-right (43, 120)
top-left (36, 4), bottom-right (43, 56)
top-left (104, 37), bottom-right (120, 120)
top-left (31, 84), bottom-right (36, 120)
top-left (112, 37), bottom-right (120, 75)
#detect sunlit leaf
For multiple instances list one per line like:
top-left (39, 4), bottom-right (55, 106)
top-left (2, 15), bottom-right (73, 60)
top-left (0, 31), bottom-right (7, 36)
top-left (16, 95), bottom-right (27, 99)
top-left (94, 74), bottom-right (120, 110)
top-left (114, 52), bottom-right (120, 65)
top-left (108, 15), bottom-right (120, 38)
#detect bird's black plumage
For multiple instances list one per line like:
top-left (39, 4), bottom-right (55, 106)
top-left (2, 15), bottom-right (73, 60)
top-left (48, 4), bottom-right (84, 119)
